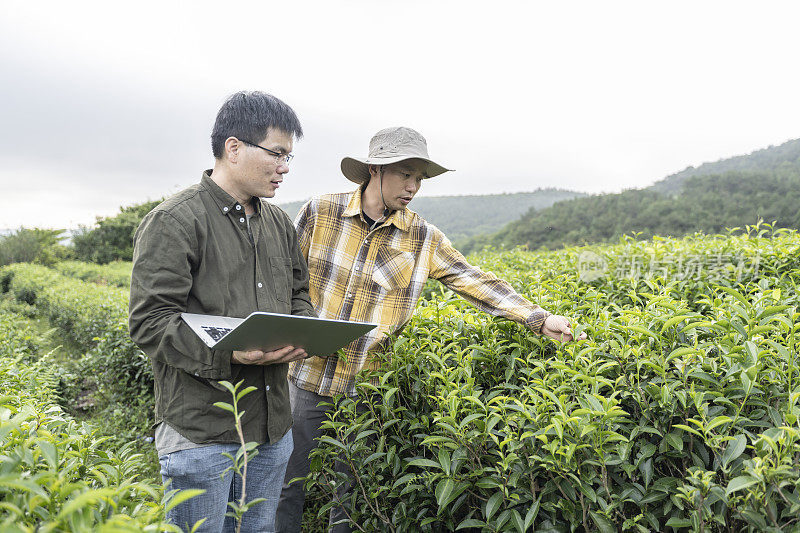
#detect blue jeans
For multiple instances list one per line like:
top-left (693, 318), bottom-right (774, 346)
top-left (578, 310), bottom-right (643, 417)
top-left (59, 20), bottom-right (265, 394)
top-left (160, 431), bottom-right (293, 532)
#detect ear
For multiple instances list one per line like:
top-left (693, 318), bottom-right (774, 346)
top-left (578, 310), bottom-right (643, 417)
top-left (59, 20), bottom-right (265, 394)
top-left (368, 164), bottom-right (381, 178)
top-left (224, 137), bottom-right (242, 163)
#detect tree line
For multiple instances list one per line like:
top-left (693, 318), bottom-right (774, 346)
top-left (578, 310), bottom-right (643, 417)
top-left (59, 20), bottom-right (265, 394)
top-left (460, 141), bottom-right (800, 254)
top-left (0, 200), bottom-right (161, 266)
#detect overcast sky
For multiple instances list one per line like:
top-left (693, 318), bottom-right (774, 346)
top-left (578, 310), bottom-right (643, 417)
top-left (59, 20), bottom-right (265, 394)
top-left (1, 0), bottom-right (799, 229)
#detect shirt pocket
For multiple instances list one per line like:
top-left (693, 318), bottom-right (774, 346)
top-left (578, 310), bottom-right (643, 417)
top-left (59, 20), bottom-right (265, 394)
top-left (269, 256), bottom-right (293, 304)
top-left (372, 248), bottom-right (415, 292)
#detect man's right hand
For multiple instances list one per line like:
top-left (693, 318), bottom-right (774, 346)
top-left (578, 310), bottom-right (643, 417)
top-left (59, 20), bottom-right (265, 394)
top-left (540, 314), bottom-right (588, 342)
top-left (231, 345), bottom-right (307, 365)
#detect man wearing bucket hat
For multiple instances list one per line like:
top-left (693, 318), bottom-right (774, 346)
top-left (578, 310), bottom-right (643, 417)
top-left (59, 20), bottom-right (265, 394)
top-left (275, 127), bottom-right (585, 532)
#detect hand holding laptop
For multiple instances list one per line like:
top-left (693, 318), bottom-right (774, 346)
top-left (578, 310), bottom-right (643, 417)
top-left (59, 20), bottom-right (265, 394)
top-left (182, 312), bottom-right (376, 358)
top-left (231, 345), bottom-right (308, 365)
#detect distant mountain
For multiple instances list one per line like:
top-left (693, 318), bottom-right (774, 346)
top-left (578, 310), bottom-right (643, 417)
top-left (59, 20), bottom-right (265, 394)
top-left (276, 189), bottom-right (586, 242)
top-left (461, 138), bottom-right (800, 253)
top-left (652, 138), bottom-right (800, 195)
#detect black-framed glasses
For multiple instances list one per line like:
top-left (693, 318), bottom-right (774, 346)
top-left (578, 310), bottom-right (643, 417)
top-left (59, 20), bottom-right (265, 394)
top-left (240, 139), bottom-right (294, 166)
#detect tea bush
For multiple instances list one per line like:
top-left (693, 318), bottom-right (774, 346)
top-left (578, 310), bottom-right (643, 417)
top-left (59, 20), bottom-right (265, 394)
top-left (0, 309), bottom-right (177, 531)
top-left (306, 227), bottom-right (800, 532)
top-left (0, 263), bottom-right (61, 305)
top-left (0, 264), bottom-right (154, 443)
top-left (3, 228), bottom-right (799, 531)
top-left (0, 305), bottom-right (41, 362)
top-left (55, 260), bottom-right (133, 288)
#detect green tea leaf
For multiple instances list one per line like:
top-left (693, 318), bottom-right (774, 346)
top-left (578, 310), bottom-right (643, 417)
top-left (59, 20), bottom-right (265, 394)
top-left (726, 475), bottom-right (759, 496)
top-left (165, 489), bottom-right (206, 512)
top-left (486, 492), bottom-right (503, 520)
top-left (665, 432), bottom-right (683, 452)
top-left (721, 434), bottom-right (747, 468)
top-left (438, 448), bottom-right (451, 476)
top-left (435, 478), bottom-right (454, 508)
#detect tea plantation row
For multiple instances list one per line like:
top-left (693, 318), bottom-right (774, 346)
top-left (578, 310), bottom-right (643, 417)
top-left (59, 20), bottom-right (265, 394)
top-left (1, 225), bottom-right (799, 531)
top-left (0, 307), bottom-right (189, 531)
top-left (0, 262), bottom-right (153, 444)
top-left (307, 227), bottom-right (800, 532)
top-left (54, 260), bottom-right (133, 288)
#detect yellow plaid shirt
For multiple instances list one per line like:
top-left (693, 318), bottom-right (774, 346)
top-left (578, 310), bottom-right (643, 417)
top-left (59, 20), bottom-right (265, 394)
top-left (287, 188), bottom-right (549, 397)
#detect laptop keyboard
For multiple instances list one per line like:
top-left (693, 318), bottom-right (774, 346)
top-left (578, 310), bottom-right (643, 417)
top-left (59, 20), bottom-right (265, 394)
top-left (202, 326), bottom-right (233, 342)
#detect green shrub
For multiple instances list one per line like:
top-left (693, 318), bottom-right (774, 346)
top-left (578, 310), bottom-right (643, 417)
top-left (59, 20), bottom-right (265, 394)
top-left (1, 264), bottom-right (150, 388)
top-left (0, 310), bottom-right (175, 531)
top-left (0, 263), bottom-right (62, 305)
top-left (71, 199), bottom-right (161, 264)
top-left (0, 227), bottom-right (72, 267)
top-left (0, 264), bottom-right (154, 442)
top-left (0, 308), bottom-right (41, 362)
top-left (55, 260), bottom-right (133, 288)
top-left (306, 228), bottom-right (800, 532)
top-left (6, 225), bottom-right (800, 531)
top-left (39, 277), bottom-right (129, 348)
top-left (82, 320), bottom-right (154, 425)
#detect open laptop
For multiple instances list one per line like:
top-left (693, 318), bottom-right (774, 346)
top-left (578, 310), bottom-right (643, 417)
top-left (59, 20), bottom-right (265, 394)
top-left (181, 311), bottom-right (377, 357)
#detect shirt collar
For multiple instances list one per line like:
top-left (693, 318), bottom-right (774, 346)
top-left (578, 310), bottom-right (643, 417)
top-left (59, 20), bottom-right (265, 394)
top-left (201, 170), bottom-right (261, 217)
top-left (343, 187), bottom-right (413, 232)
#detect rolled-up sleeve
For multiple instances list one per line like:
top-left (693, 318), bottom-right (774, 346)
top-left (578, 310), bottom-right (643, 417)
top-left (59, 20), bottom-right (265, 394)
top-left (129, 210), bottom-right (232, 379)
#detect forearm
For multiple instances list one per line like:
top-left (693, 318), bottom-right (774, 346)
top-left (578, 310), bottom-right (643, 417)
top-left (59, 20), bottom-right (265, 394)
top-left (429, 232), bottom-right (549, 332)
top-left (442, 271), bottom-right (548, 330)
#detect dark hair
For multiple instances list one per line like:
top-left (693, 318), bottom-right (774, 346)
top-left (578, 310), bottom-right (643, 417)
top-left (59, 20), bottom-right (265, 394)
top-left (211, 91), bottom-right (303, 159)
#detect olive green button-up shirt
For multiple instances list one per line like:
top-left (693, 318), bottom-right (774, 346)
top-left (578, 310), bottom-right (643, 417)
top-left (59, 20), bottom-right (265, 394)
top-left (129, 171), bottom-right (315, 446)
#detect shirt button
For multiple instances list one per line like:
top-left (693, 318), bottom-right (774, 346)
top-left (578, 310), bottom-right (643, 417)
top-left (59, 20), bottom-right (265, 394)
top-left (265, 385), bottom-right (271, 392)
top-left (363, 239), bottom-right (368, 245)
top-left (239, 217), bottom-right (245, 223)
top-left (223, 207), bottom-right (229, 212)
top-left (257, 282), bottom-right (263, 288)
top-left (236, 205), bottom-right (242, 211)
top-left (354, 265), bottom-right (360, 271)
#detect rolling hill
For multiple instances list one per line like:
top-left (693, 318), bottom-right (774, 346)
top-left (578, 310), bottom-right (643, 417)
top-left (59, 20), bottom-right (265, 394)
top-left (460, 137), bottom-right (800, 253)
top-left (652, 138), bottom-right (800, 195)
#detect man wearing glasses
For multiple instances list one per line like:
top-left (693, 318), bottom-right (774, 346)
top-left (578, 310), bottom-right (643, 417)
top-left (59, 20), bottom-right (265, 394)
top-left (129, 91), bottom-right (315, 532)
top-left (276, 126), bottom-right (586, 532)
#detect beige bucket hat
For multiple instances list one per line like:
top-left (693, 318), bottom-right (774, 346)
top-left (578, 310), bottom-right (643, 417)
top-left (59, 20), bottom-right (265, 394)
top-left (341, 127), bottom-right (453, 185)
